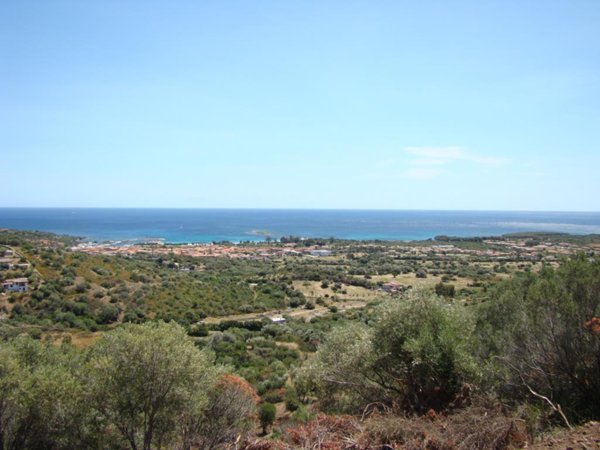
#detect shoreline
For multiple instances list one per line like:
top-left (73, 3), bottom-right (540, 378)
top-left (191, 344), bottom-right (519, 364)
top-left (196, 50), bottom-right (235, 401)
top-left (74, 229), bottom-right (600, 247)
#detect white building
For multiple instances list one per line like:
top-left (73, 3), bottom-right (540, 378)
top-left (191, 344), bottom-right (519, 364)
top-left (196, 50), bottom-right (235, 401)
top-left (270, 316), bottom-right (286, 324)
top-left (2, 278), bottom-right (28, 293)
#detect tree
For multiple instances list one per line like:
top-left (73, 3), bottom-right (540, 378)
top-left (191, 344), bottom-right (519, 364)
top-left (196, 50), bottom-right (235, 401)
top-left (298, 291), bottom-right (479, 413)
top-left (95, 303), bottom-right (119, 324)
top-left (0, 343), bottom-right (19, 446)
top-left (194, 374), bottom-right (259, 450)
top-left (416, 268), bottom-right (427, 278)
top-left (88, 321), bottom-right (221, 450)
top-left (0, 338), bottom-right (94, 449)
top-left (259, 403), bottom-right (276, 435)
top-left (294, 323), bottom-right (379, 412)
top-left (370, 291), bottom-right (478, 412)
top-left (478, 255), bottom-right (600, 422)
top-left (435, 282), bottom-right (455, 298)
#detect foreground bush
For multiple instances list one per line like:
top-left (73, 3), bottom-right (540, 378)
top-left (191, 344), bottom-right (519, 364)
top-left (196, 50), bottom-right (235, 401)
top-left (0, 321), bottom-right (257, 450)
top-left (297, 291), bottom-right (479, 413)
top-left (196, 374), bottom-right (259, 449)
top-left (478, 254), bottom-right (600, 422)
top-left (88, 321), bottom-right (223, 450)
top-left (0, 339), bottom-right (92, 449)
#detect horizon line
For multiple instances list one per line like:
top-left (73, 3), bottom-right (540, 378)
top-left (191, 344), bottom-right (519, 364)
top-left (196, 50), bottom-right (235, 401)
top-left (1, 206), bottom-right (599, 214)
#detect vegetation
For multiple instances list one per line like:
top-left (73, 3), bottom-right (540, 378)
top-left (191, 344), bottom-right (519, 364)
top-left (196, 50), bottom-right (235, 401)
top-left (0, 322), bottom-right (257, 449)
top-left (477, 254), bottom-right (600, 423)
top-left (258, 403), bottom-right (276, 435)
top-left (1, 229), bottom-right (599, 448)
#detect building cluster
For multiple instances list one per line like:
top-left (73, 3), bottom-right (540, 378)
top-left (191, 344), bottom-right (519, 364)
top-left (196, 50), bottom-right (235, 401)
top-left (0, 248), bottom-right (30, 271)
top-left (71, 242), bottom-right (336, 260)
top-left (69, 235), bottom-right (592, 267)
top-left (1, 247), bottom-right (30, 293)
top-left (369, 238), bottom-right (589, 263)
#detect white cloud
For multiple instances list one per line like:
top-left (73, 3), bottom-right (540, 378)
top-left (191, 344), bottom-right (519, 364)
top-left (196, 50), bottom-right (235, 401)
top-left (396, 146), bottom-right (508, 181)
top-left (404, 146), bottom-right (508, 167)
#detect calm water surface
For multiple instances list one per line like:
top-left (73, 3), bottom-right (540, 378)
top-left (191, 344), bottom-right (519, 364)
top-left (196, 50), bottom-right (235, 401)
top-left (1, 208), bottom-right (599, 243)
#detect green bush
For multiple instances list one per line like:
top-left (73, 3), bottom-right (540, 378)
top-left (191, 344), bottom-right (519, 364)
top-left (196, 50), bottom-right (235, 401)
top-left (95, 304), bottom-right (119, 324)
top-left (435, 282), bottom-right (455, 298)
top-left (478, 255), bottom-right (600, 422)
top-left (284, 387), bottom-right (300, 411)
top-left (259, 403), bottom-right (276, 434)
top-left (297, 291), bottom-right (479, 413)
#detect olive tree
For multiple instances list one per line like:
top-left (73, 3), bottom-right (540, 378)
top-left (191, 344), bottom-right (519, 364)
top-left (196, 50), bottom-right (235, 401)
top-left (87, 321), bottom-right (222, 450)
top-left (297, 291), bottom-right (479, 413)
top-left (294, 322), bottom-right (381, 412)
top-left (372, 291), bottom-right (479, 412)
top-left (0, 338), bottom-right (93, 449)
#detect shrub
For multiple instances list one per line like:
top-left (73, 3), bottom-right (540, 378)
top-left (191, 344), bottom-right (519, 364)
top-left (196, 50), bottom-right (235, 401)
top-left (259, 403), bottom-right (276, 435)
top-left (298, 291), bottom-right (479, 413)
top-left (478, 255), bottom-right (600, 422)
top-left (434, 282), bottom-right (455, 298)
top-left (95, 304), bottom-right (119, 324)
top-left (88, 321), bottom-right (223, 449)
top-left (196, 374), bottom-right (259, 449)
top-left (284, 387), bottom-right (300, 412)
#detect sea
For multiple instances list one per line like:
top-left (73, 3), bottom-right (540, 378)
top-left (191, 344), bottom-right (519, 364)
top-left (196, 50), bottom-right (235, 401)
top-left (1, 208), bottom-right (599, 244)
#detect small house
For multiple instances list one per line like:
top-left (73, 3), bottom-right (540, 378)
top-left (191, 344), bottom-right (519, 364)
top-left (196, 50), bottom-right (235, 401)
top-left (270, 316), bottom-right (286, 324)
top-left (2, 278), bottom-right (29, 293)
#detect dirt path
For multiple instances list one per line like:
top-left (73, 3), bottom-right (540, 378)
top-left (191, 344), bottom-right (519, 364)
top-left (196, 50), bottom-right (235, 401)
top-left (8, 246), bottom-right (45, 281)
top-left (201, 300), bottom-right (369, 324)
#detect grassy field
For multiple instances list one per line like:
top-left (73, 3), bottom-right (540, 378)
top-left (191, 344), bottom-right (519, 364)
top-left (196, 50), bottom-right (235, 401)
top-left (292, 280), bottom-right (381, 301)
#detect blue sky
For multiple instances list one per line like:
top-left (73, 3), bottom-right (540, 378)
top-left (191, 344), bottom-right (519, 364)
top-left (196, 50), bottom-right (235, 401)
top-left (1, 1), bottom-right (599, 210)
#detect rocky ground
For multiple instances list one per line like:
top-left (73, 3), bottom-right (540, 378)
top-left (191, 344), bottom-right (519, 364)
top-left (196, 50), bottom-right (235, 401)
top-left (530, 422), bottom-right (600, 450)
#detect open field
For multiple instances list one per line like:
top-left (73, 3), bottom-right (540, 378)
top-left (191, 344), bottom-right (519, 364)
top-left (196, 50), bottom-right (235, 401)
top-left (292, 280), bottom-right (381, 301)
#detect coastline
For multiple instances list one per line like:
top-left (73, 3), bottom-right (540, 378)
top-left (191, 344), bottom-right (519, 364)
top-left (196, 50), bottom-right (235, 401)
top-left (1, 208), bottom-right (600, 245)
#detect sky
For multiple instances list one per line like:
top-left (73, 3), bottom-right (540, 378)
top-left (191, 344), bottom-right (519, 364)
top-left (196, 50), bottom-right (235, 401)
top-left (1, 1), bottom-right (599, 211)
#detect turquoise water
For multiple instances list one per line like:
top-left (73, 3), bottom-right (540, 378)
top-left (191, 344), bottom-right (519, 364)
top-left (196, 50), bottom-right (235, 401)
top-left (1, 208), bottom-right (599, 243)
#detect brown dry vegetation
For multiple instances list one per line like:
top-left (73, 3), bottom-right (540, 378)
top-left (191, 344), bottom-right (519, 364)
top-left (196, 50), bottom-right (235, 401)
top-left (529, 421), bottom-right (600, 450)
top-left (238, 405), bottom-right (532, 450)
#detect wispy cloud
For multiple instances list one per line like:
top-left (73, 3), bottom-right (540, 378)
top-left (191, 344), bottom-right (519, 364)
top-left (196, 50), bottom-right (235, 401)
top-left (404, 146), bottom-right (508, 166)
top-left (401, 146), bottom-right (508, 180)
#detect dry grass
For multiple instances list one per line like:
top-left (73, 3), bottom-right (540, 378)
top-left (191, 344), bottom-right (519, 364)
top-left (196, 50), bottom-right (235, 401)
top-left (46, 330), bottom-right (104, 348)
top-left (368, 274), bottom-right (473, 290)
top-left (239, 405), bottom-right (527, 450)
top-left (275, 341), bottom-right (300, 350)
top-left (292, 281), bottom-right (381, 301)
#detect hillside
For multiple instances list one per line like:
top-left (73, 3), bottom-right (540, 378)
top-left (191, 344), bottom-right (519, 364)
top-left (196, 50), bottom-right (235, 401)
top-left (0, 229), bottom-right (598, 449)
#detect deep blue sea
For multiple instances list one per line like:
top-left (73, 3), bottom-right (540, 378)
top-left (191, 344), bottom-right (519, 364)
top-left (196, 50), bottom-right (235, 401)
top-left (1, 208), bottom-right (599, 244)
